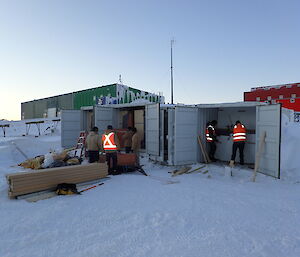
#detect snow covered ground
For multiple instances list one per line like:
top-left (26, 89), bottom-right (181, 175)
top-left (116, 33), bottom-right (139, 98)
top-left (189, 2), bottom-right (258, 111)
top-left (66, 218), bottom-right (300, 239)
top-left (0, 118), bottom-right (300, 257)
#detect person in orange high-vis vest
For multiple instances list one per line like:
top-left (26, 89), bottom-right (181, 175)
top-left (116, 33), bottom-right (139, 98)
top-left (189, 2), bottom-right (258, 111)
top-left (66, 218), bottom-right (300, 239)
top-left (102, 125), bottom-right (120, 175)
top-left (230, 120), bottom-right (246, 165)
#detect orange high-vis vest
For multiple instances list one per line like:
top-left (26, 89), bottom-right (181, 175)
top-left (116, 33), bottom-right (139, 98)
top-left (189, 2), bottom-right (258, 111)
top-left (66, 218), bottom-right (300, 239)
top-left (206, 125), bottom-right (215, 142)
top-left (233, 124), bottom-right (246, 142)
top-left (102, 132), bottom-right (117, 151)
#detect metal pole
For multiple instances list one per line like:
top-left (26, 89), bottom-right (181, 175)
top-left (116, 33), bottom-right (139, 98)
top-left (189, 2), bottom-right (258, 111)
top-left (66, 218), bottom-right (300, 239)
top-left (170, 39), bottom-right (174, 104)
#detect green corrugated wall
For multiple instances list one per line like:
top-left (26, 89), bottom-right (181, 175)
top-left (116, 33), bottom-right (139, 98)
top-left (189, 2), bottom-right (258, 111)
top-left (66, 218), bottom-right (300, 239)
top-left (21, 84), bottom-right (163, 119)
top-left (73, 84), bottom-right (116, 109)
top-left (21, 93), bottom-right (73, 119)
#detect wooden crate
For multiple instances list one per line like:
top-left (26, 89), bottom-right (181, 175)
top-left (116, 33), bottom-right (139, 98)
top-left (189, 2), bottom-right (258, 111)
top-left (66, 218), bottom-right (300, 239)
top-left (98, 153), bottom-right (137, 166)
top-left (117, 153), bottom-right (137, 166)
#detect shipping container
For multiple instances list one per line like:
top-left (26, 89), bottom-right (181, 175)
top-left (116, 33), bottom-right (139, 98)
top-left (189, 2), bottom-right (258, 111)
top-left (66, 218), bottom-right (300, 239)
top-left (61, 101), bottom-right (282, 179)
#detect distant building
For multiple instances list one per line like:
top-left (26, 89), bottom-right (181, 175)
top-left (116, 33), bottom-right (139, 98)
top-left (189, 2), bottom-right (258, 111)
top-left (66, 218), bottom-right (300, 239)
top-left (21, 83), bottom-right (164, 119)
top-left (244, 82), bottom-right (300, 111)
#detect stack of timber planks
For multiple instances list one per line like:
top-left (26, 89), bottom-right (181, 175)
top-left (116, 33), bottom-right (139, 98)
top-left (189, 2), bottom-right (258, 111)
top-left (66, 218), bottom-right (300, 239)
top-left (6, 163), bottom-right (108, 198)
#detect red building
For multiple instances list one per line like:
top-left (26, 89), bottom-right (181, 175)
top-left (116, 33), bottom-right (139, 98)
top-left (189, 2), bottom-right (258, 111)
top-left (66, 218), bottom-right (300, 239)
top-left (244, 82), bottom-right (300, 111)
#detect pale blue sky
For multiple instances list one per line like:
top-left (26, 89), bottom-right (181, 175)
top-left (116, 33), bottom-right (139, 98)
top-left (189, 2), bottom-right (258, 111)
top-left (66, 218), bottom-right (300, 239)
top-left (0, 0), bottom-right (299, 120)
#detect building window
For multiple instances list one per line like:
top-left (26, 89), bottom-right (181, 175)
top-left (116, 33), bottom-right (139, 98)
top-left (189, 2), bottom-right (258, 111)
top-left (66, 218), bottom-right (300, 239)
top-left (256, 97), bottom-right (260, 101)
top-left (279, 95), bottom-right (283, 99)
top-left (291, 94), bottom-right (296, 98)
top-left (290, 98), bottom-right (295, 103)
top-left (267, 96), bottom-right (272, 100)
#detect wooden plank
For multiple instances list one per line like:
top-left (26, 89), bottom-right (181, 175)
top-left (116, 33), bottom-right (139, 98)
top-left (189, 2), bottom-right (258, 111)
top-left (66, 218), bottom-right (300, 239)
top-left (10, 174), bottom-right (106, 192)
top-left (9, 170), bottom-right (107, 191)
top-left (7, 164), bottom-right (107, 182)
top-left (10, 169), bottom-right (106, 185)
top-left (7, 163), bottom-right (108, 197)
top-left (7, 163), bottom-right (105, 179)
top-left (171, 166), bottom-right (192, 177)
top-left (7, 164), bottom-right (92, 178)
top-left (10, 173), bottom-right (106, 192)
top-left (10, 172), bottom-right (105, 187)
top-left (10, 176), bottom-right (103, 196)
top-left (9, 171), bottom-right (107, 190)
top-left (9, 173), bottom-right (107, 197)
top-left (197, 136), bottom-right (211, 163)
top-left (10, 165), bottom-right (106, 182)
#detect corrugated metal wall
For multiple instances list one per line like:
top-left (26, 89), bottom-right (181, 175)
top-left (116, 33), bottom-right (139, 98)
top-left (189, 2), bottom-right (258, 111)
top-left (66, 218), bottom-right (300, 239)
top-left (21, 84), bottom-right (162, 119)
top-left (21, 102), bottom-right (35, 119)
top-left (73, 84), bottom-right (116, 109)
top-left (57, 94), bottom-right (73, 110)
top-left (117, 85), bottom-right (163, 104)
top-left (21, 99), bottom-right (47, 119)
top-left (34, 98), bottom-right (48, 118)
top-left (21, 93), bottom-right (73, 119)
top-left (22, 85), bottom-right (117, 119)
top-left (173, 106), bottom-right (198, 165)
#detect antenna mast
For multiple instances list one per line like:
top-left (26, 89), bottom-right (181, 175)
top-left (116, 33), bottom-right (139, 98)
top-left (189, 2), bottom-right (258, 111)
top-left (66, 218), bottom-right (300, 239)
top-left (170, 39), bottom-right (175, 104)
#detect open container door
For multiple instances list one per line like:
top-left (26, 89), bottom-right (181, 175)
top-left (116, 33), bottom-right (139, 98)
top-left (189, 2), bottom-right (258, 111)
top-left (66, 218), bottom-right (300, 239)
top-left (145, 103), bottom-right (160, 156)
top-left (174, 106), bottom-right (198, 165)
top-left (256, 104), bottom-right (281, 178)
top-left (94, 106), bottom-right (116, 135)
top-left (61, 110), bottom-right (82, 148)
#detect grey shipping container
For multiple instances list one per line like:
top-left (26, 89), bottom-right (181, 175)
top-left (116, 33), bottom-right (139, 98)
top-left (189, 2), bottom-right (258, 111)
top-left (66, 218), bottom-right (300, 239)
top-left (61, 101), bottom-right (282, 179)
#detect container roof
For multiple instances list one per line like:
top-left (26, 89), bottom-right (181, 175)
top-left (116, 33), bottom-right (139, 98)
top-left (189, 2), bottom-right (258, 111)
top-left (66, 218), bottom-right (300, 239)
top-left (21, 84), bottom-right (117, 104)
top-left (195, 101), bottom-right (268, 108)
top-left (22, 83), bottom-right (159, 104)
top-left (94, 101), bottom-right (270, 109)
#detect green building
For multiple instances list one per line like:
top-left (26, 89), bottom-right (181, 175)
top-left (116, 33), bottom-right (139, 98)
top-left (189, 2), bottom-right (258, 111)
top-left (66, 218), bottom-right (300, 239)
top-left (21, 84), bottom-right (164, 119)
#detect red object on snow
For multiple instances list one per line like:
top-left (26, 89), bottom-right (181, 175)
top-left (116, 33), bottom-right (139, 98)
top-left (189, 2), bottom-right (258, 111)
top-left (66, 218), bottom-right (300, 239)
top-left (116, 153), bottom-right (138, 166)
top-left (98, 153), bottom-right (138, 166)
